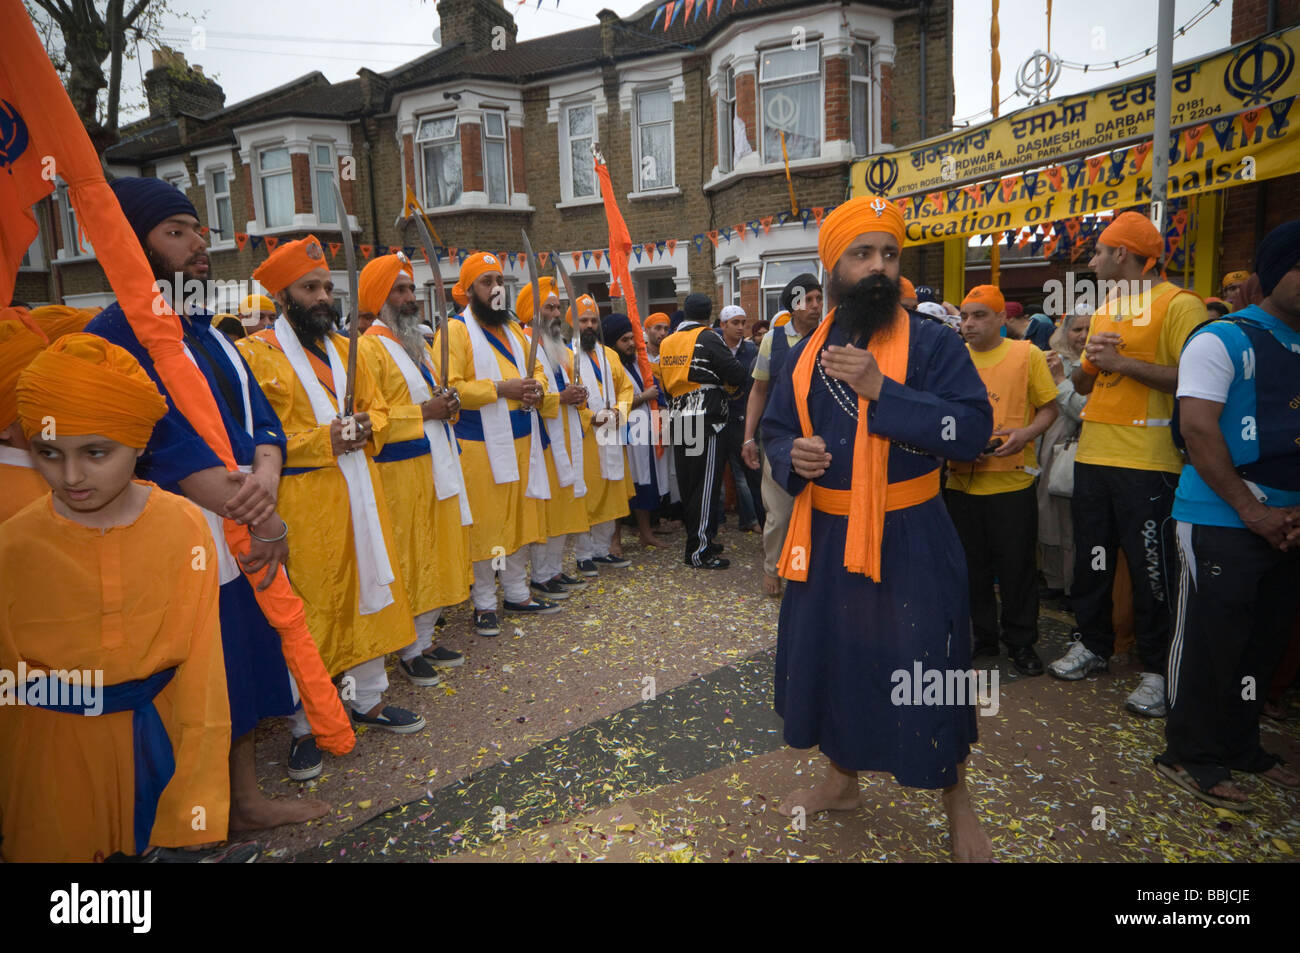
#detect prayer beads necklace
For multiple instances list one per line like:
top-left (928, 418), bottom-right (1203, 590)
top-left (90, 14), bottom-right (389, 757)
top-left (816, 351), bottom-right (860, 421)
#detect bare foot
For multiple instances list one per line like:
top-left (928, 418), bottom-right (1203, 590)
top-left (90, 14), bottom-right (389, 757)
top-left (229, 795), bottom-right (330, 831)
top-left (944, 789), bottom-right (993, 862)
top-left (638, 534), bottom-right (662, 549)
top-left (778, 780), bottom-right (861, 817)
top-left (1206, 779), bottom-right (1251, 802)
top-left (653, 521), bottom-right (682, 535)
top-left (1259, 763), bottom-right (1300, 789)
top-left (763, 573), bottom-right (782, 598)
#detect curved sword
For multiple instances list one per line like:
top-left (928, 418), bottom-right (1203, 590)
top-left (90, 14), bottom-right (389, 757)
top-left (332, 181), bottom-right (360, 417)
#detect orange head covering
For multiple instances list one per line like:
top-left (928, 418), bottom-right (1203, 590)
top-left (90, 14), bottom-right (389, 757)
top-left (644, 312), bottom-right (670, 329)
top-left (27, 305), bottom-right (95, 343)
top-left (252, 235), bottom-right (329, 296)
top-left (1, 318), bottom-right (49, 427)
top-left (16, 333), bottom-right (168, 448)
top-left (818, 195), bottom-right (906, 270)
top-left (961, 285), bottom-right (1006, 313)
top-left (514, 276), bottom-right (558, 325)
top-left (239, 294), bottom-right (278, 318)
top-left (1220, 270), bottom-right (1249, 292)
top-left (574, 294), bottom-right (599, 319)
top-left (359, 252), bottom-right (414, 317)
top-left (899, 276), bottom-right (916, 300)
top-left (1098, 211), bottom-right (1164, 274)
top-left (772, 311), bottom-right (792, 327)
top-left (451, 252), bottom-right (503, 309)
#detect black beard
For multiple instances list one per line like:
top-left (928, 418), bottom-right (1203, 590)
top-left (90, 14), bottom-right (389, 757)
top-left (470, 294), bottom-right (510, 326)
top-left (284, 295), bottom-right (339, 344)
top-left (831, 272), bottom-right (901, 344)
top-left (580, 328), bottom-right (599, 352)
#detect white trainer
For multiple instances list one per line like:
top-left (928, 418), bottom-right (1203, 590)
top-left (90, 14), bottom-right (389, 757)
top-left (1048, 641), bottom-right (1107, 680)
top-left (1126, 672), bottom-right (1168, 717)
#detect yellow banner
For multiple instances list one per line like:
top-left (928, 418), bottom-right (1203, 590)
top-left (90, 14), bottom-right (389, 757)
top-left (851, 27), bottom-right (1300, 245)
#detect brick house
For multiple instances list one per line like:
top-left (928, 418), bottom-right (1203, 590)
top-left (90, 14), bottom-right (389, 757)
top-left (16, 0), bottom-right (954, 322)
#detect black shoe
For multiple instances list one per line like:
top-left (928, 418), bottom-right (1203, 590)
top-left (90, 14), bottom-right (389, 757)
top-left (503, 597), bottom-right (562, 615)
top-left (398, 655), bottom-right (444, 687)
top-left (553, 573), bottom-right (588, 592)
top-left (423, 644), bottom-right (465, 668)
top-left (576, 559), bottom-right (599, 577)
top-left (687, 556), bottom-right (730, 569)
top-left (474, 610), bottom-right (501, 637)
top-left (1009, 644), bottom-right (1045, 676)
top-left (972, 642), bottom-right (999, 659)
top-left (705, 542), bottom-right (725, 556)
top-left (531, 578), bottom-right (572, 599)
top-left (351, 705), bottom-right (426, 734)
top-left (288, 735), bottom-right (323, 781)
top-left (592, 554), bottom-right (631, 568)
top-left (434, 614), bottom-right (447, 629)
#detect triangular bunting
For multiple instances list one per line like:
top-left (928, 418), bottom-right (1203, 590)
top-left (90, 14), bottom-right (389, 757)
top-left (263, 235), bottom-right (280, 252)
top-left (539, 251), bottom-right (549, 268)
top-left (1131, 141), bottom-right (1154, 173)
top-left (812, 207), bottom-right (825, 227)
top-left (760, 216), bottom-right (773, 235)
top-left (359, 244), bottom-right (373, 259)
top-left (1240, 108), bottom-right (1264, 144)
top-left (235, 232), bottom-right (249, 251)
top-left (666, 238), bottom-right (678, 256)
top-left (593, 249), bottom-right (603, 267)
top-left (707, 230), bottom-right (719, 248)
top-left (735, 222), bottom-right (748, 240)
top-left (250, 235), bottom-right (264, 249)
top-left (582, 250), bottom-right (592, 267)
top-left (1086, 155), bottom-right (1107, 184)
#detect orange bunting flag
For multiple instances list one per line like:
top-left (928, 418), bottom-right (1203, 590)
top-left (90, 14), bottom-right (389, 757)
top-left (235, 232), bottom-right (249, 251)
top-left (1240, 108), bottom-right (1264, 143)
top-left (964, 185), bottom-right (983, 206)
top-left (707, 230), bottom-right (719, 248)
top-left (760, 215), bottom-right (773, 235)
top-left (1131, 141), bottom-right (1153, 173)
top-left (328, 241), bottom-right (341, 257)
top-left (571, 250), bottom-right (582, 270)
top-left (538, 251), bottom-right (549, 268)
top-left (1043, 236), bottom-right (1060, 258)
top-left (1086, 155), bottom-right (1107, 183)
top-left (263, 235), bottom-right (280, 252)
top-left (927, 192), bottom-right (945, 212)
top-left (1183, 123), bottom-right (1208, 159)
top-left (1172, 208), bottom-right (1189, 234)
top-left (359, 244), bottom-right (373, 259)
top-left (666, 238), bottom-right (677, 256)
top-left (1016, 229), bottom-right (1032, 249)
top-left (1045, 166), bottom-right (1064, 191)
top-left (812, 206), bottom-right (825, 227)
top-left (999, 176), bottom-right (1019, 202)
top-left (1065, 218), bottom-right (1081, 241)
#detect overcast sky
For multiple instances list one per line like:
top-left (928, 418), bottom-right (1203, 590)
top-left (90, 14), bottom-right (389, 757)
top-left (115, 0), bottom-right (1235, 129)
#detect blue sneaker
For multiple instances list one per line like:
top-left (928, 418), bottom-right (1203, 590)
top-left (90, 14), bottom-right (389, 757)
top-left (288, 735), bottom-right (322, 781)
top-left (576, 559), bottom-right (599, 577)
top-left (351, 705), bottom-right (426, 734)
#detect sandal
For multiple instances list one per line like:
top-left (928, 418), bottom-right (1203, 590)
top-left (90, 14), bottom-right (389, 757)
top-left (1253, 762), bottom-right (1300, 792)
top-left (1153, 762), bottom-right (1254, 812)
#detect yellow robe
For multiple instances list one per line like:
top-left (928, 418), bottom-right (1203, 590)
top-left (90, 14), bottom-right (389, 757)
top-left (359, 334), bottom-right (472, 615)
top-left (578, 345), bottom-right (634, 525)
top-left (538, 348), bottom-right (592, 538)
top-left (434, 317), bottom-right (550, 562)
top-left (0, 484), bottom-right (231, 862)
top-left (0, 454), bottom-right (48, 524)
top-left (236, 331), bottom-right (414, 675)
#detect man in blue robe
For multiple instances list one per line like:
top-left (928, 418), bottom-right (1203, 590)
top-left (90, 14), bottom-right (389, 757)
top-left (86, 176), bottom-right (329, 826)
top-left (762, 196), bottom-right (995, 861)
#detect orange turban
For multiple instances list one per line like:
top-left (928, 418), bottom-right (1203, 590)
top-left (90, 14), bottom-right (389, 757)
top-left (451, 252), bottom-right (504, 309)
top-left (1098, 211), bottom-right (1163, 274)
top-left (644, 312), bottom-right (670, 329)
top-left (359, 252), bottom-right (414, 317)
top-left (574, 294), bottom-right (599, 318)
top-left (899, 276), bottom-right (916, 300)
top-left (773, 311), bottom-right (792, 327)
top-left (27, 305), bottom-right (94, 343)
top-left (514, 276), bottom-right (558, 325)
top-left (1, 318), bottom-right (49, 427)
top-left (1220, 270), bottom-right (1249, 292)
top-left (17, 333), bottom-right (168, 448)
top-left (239, 294), bottom-right (277, 318)
top-left (818, 195), bottom-right (906, 269)
top-left (962, 285), bottom-right (1006, 313)
top-left (252, 234), bottom-right (329, 295)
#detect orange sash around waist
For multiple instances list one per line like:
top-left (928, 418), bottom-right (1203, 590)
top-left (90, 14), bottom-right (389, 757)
top-left (809, 470), bottom-right (941, 516)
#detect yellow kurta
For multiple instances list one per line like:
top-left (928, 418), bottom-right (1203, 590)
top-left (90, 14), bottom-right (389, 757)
top-left (0, 484), bottom-right (231, 862)
top-left (359, 333), bottom-right (472, 614)
top-left (236, 330), bottom-right (414, 675)
top-left (538, 348), bottom-right (592, 538)
top-left (577, 345), bottom-right (634, 525)
top-left (0, 456), bottom-right (48, 524)
top-left (434, 317), bottom-right (549, 562)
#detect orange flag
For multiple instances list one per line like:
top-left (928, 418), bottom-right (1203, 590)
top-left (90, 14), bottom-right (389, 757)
top-left (0, 0), bottom-right (354, 755)
top-left (263, 235), bottom-right (280, 252)
top-left (666, 238), bottom-right (678, 257)
top-left (1131, 141), bottom-right (1153, 173)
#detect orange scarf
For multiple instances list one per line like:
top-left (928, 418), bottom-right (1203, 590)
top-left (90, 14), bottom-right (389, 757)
top-left (777, 306), bottom-right (910, 584)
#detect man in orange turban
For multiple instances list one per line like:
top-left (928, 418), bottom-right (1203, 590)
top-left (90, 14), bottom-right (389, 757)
top-left (435, 251), bottom-right (559, 636)
top-left (238, 294), bottom-right (278, 334)
top-left (357, 251), bottom-right (415, 334)
top-left (760, 195), bottom-right (996, 861)
top-left (1050, 208), bottom-right (1207, 717)
top-left (643, 311), bottom-right (670, 363)
top-left (2, 334), bottom-right (233, 862)
top-left (1220, 270), bottom-right (1250, 312)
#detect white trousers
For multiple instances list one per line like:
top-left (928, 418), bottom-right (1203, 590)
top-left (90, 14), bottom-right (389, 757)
top-left (575, 520), bottom-right (616, 560)
top-left (471, 547), bottom-right (531, 610)
top-left (531, 534), bottom-right (568, 583)
top-left (288, 654), bottom-right (388, 737)
top-left (399, 608), bottom-right (442, 661)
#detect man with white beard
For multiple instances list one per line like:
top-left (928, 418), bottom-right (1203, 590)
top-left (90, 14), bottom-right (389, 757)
top-left (357, 252), bottom-right (472, 673)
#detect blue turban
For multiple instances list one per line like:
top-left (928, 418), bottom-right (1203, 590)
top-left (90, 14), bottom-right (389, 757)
top-left (669, 309), bottom-right (687, 331)
top-left (110, 176), bottom-right (200, 249)
top-left (602, 311), bottom-right (633, 350)
top-left (683, 292), bottom-right (712, 324)
top-left (1255, 219), bottom-right (1300, 297)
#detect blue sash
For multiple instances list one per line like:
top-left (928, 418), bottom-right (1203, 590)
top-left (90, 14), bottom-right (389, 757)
top-left (27, 666), bottom-right (177, 854)
top-left (374, 436), bottom-right (432, 463)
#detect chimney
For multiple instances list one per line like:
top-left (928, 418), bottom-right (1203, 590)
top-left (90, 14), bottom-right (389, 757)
top-left (597, 9), bottom-right (618, 61)
top-left (436, 0), bottom-right (518, 53)
top-left (145, 46), bottom-right (225, 119)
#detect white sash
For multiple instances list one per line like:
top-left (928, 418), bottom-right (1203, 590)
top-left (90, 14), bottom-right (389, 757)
top-left (273, 316), bottom-right (395, 614)
top-left (572, 341), bottom-right (626, 481)
top-left (626, 365), bottom-right (669, 491)
top-left (371, 324), bottom-right (473, 526)
top-left (537, 352), bottom-right (586, 497)
top-left (459, 309), bottom-right (549, 499)
top-left (0, 445), bottom-right (33, 468)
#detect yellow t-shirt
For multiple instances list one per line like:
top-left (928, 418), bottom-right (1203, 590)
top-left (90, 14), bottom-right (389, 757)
top-left (946, 339), bottom-right (1058, 496)
top-left (1076, 284), bottom-right (1206, 473)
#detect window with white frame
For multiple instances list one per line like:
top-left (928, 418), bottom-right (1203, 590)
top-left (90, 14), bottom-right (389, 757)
top-left (761, 257), bottom-right (820, 321)
top-left (312, 142), bottom-right (338, 223)
top-left (417, 114), bottom-right (463, 208)
top-left (258, 146), bottom-right (294, 227)
top-left (482, 110), bottom-right (509, 205)
top-left (718, 65), bottom-right (736, 173)
top-left (730, 263), bottom-right (742, 307)
top-left (564, 103), bottom-right (596, 199)
top-left (207, 168), bottom-right (234, 243)
top-left (759, 41), bottom-right (821, 163)
top-left (635, 88), bottom-right (673, 191)
top-left (851, 43), bottom-right (872, 156)
top-left (57, 183), bottom-right (91, 257)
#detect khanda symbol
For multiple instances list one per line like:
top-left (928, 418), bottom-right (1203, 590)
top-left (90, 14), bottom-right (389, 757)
top-left (0, 99), bottom-right (31, 172)
top-left (865, 156), bottom-right (899, 195)
top-left (1224, 38), bottom-right (1294, 106)
top-left (870, 197), bottom-right (888, 217)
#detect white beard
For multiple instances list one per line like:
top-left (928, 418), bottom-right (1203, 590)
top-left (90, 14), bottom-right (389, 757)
top-left (382, 304), bottom-right (427, 365)
top-left (536, 316), bottom-right (571, 374)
